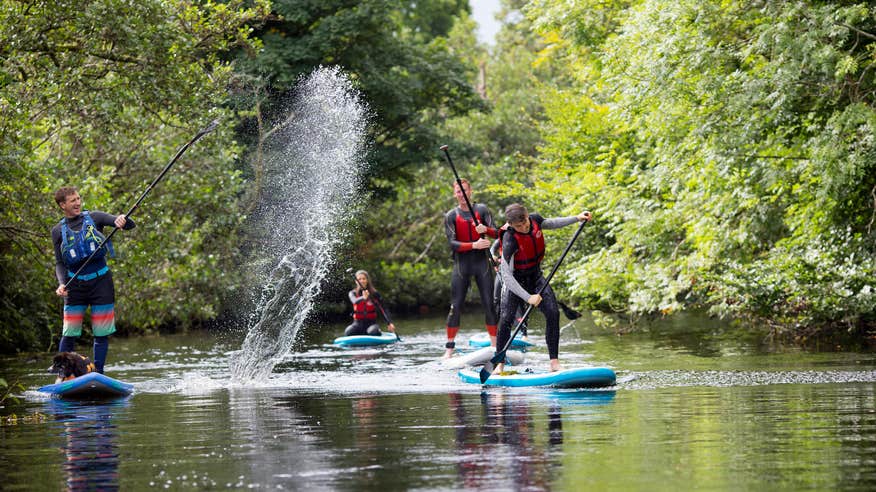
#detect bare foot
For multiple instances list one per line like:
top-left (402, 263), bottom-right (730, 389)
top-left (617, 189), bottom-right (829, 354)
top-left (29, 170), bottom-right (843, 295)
top-left (494, 363), bottom-right (505, 374)
top-left (442, 347), bottom-right (455, 359)
top-left (549, 359), bottom-right (563, 372)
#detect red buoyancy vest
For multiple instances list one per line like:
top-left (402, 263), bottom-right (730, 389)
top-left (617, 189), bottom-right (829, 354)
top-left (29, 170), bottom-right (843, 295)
top-left (510, 219), bottom-right (545, 272)
top-left (454, 210), bottom-right (483, 242)
top-left (353, 297), bottom-right (378, 320)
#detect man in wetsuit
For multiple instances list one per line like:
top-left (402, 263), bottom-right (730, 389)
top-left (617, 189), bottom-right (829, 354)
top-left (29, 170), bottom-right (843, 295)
top-left (443, 179), bottom-right (498, 358)
top-left (495, 203), bottom-right (591, 373)
top-left (52, 186), bottom-right (136, 373)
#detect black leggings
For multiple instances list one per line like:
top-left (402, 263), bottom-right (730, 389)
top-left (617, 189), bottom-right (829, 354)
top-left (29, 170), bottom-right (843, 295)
top-left (493, 271), bottom-right (527, 336)
top-left (497, 274), bottom-right (560, 359)
top-left (345, 320), bottom-right (381, 336)
top-left (446, 255), bottom-right (496, 328)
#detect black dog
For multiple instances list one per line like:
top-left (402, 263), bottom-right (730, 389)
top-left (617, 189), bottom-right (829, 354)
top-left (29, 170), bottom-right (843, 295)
top-left (47, 352), bottom-right (96, 383)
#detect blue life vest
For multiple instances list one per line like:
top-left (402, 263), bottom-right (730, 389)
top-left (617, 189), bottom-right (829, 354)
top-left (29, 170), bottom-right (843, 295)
top-left (60, 211), bottom-right (114, 270)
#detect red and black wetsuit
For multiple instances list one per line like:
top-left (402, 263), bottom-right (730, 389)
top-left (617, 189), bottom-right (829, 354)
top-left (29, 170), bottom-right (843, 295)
top-left (444, 204), bottom-right (498, 342)
top-left (345, 289), bottom-right (389, 336)
top-left (497, 214), bottom-right (578, 359)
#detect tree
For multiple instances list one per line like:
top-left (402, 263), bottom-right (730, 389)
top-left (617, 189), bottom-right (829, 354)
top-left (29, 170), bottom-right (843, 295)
top-left (0, 0), bottom-right (270, 352)
top-left (235, 0), bottom-right (485, 193)
top-left (525, 0), bottom-right (876, 336)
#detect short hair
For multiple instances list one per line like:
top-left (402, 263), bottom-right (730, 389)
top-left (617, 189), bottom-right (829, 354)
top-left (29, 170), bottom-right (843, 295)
top-left (453, 178), bottom-right (470, 189)
top-left (505, 203), bottom-right (528, 224)
top-left (54, 186), bottom-right (78, 206)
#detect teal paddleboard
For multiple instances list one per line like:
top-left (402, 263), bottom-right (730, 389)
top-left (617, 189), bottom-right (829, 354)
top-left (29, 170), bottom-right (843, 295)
top-left (333, 332), bottom-right (399, 346)
top-left (468, 332), bottom-right (533, 348)
top-left (458, 366), bottom-right (616, 388)
top-left (38, 372), bottom-right (133, 399)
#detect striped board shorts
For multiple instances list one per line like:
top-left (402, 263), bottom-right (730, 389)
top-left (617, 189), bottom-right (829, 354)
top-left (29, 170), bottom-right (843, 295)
top-left (63, 270), bottom-right (116, 337)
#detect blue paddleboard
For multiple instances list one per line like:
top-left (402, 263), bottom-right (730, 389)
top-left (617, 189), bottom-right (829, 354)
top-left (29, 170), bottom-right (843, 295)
top-left (458, 366), bottom-right (616, 388)
top-left (333, 332), bottom-right (399, 346)
top-left (468, 332), bottom-right (533, 348)
top-left (38, 372), bottom-right (133, 399)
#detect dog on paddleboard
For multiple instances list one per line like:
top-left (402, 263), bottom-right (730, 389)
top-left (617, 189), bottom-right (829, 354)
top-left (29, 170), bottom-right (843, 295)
top-left (47, 352), bottom-right (96, 383)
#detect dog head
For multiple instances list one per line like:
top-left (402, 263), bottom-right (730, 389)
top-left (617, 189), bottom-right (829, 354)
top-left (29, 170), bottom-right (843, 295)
top-left (47, 352), bottom-right (93, 382)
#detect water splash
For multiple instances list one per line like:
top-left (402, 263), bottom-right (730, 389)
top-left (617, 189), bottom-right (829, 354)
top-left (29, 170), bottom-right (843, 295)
top-left (232, 67), bottom-right (369, 381)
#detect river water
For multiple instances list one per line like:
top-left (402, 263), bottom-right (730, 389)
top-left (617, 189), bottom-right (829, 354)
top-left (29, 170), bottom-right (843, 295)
top-left (1, 312), bottom-right (875, 491)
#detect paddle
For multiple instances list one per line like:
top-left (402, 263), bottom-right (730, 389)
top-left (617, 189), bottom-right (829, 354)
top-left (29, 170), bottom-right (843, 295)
top-left (349, 269), bottom-right (400, 341)
top-left (480, 218), bottom-right (588, 384)
top-left (439, 145), bottom-right (495, 266)
top-left (63, 120), bottom-right (220, 288)
top-left (558, 301), bottom-right (582, 320)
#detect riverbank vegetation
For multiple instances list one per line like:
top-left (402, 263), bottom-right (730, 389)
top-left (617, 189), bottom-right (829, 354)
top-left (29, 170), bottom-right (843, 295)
top-left (2, 0), bottom-right (874, 352)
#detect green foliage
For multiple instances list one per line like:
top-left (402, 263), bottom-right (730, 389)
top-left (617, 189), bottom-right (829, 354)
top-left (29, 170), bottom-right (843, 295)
top-left (235, 0), bottom-right (485, 187)
top-left (521, 0), bottom-right (876, 333)
top-left (0, 377), bottom-right (24, 405)
top-left (0, 0), bottom-right (270, 351)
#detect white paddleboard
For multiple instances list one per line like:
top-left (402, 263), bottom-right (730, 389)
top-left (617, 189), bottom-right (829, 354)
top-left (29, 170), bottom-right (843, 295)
top-left (441, 346), bottom-right (525, 369)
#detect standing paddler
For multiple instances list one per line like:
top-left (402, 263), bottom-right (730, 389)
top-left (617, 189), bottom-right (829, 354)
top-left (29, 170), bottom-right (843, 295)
top-left (442, 178), bottom-right (499, 358)
top-left (493, 203), bottom-right (591, 374)
top-left (51, 186), bottom-right (136, 373)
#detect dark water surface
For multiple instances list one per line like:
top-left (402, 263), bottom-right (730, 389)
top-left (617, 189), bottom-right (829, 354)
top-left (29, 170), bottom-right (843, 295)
top-left (2, 313), bottom-right (875, 490)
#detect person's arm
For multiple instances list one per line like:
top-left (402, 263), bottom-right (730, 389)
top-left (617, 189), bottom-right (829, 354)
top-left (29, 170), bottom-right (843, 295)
top-left (51, 226), bottom-right (67, 287)
top-left (90, 211), bottom-right (136, 231)
top-left (499, 257), bottom-right (531, 301)
top-left (540, 216), bottom-right (577, 230)
top-left (499, 232), bottom-right (531, 301)
top-left (489, 237), bottom-right (501, 258)
top-left (542, 211), bottom-right (591, 229)
top-left (349, 289), bottom-right (365, 304)
top-left (476, 204), bottom-right (498, 238)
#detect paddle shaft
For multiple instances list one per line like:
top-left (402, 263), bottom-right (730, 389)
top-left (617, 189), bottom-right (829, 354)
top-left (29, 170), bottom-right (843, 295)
top-left (486, 219), bottom-right (588, 375)
top-left (440, 145), bottom-right (497, 268)
top-left (63, 120), bottom-right (219, 288)
top-left (440, 145), bottom-right (482, 229)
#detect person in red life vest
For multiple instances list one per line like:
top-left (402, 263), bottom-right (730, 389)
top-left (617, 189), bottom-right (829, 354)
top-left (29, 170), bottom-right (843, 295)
top-left (490, 233), bottom-right (529, 340)
top-left (494, 203), bottom-right (591, 373)
top-left (51, 186), bottom-right (136, 374)
top-left (345, 270), bottom-right (396, 336)
top-left (442, 179), bottom-right (499, 358)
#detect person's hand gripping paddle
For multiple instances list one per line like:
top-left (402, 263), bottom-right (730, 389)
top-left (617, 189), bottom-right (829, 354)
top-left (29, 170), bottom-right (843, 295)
top-left (348, 268), bottom-right (400, 341)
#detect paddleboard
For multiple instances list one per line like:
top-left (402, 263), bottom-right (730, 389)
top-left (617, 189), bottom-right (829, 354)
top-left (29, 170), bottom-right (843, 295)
top-left (333, 332), bottom-right (399, 346)
top-left (38, 372), bottom-right (134, 399)
top-left (441, 347), bottom-right (525, 369)
top-left (458, 366), bottom-right (616, 388)
top-left (468, 332), bottom-right (533, 348)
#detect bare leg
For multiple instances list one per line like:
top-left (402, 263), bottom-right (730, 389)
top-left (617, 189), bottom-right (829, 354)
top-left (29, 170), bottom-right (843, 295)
top-left (549, 359), bottom-right (563, 372)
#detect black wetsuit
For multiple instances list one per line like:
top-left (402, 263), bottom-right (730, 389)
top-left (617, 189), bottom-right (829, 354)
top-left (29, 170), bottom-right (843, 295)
top-left (444, 204), bottom-right (498, 340)
top-left (497, 214), bottom-right (578, 359)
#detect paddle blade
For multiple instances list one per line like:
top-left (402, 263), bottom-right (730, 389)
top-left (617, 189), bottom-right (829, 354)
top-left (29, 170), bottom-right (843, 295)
top-left (480, 350), bottom-right (505, 383)
top-left (558, 301), bottom-right (582, 320)
top-left (479, 363), bottom-right (494, 384)
top-left (201, 119), bottom-right (220, 134)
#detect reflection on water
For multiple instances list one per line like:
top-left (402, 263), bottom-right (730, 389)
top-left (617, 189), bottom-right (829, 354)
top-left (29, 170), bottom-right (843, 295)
top-left (3, 317), bottom-right (876, 490)
top-left (45, 399), bottom-right (127, 491)
top-left (449, 390), bottom-right (616, 490)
